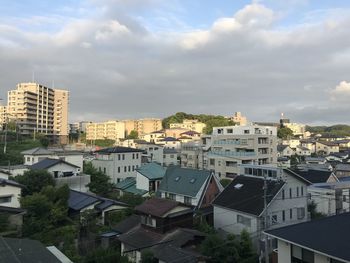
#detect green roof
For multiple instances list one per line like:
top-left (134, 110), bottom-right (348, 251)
top-left (124, 184), bottom-right (148, 195)
top-left (158, 167), bottom-right (211, 197)
top-left (115, 177), bottom-right (136, 190)
top-left (137, 163), bottom-right (166, 180)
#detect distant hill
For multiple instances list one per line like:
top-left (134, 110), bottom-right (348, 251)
top-left (306, 125), bottom-right (350, 137)
top-left (162, 112), bottom-right (235, 134)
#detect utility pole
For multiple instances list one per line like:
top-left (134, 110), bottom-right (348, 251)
top-left (263, 175), bottom-right (269, 263)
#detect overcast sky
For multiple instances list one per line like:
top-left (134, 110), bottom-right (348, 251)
top-left (0, 0), bottom-right (350, 125)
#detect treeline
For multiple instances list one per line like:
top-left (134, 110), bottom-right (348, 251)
top-left (306, 125), bottom-right (350, 137)
top-left (162, 112), bottom-right (235, 134)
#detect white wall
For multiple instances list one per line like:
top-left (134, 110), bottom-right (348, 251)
top-left (0, 184), bottom-right (21, 208)
top-left (277, 240), bottom-right (291, 263)
top-left (47, 163), bottom-right (80, 177)
top-left (62, 155), bottom-right (84, 169)
top-left (136, 172), bottom-right (149, 191)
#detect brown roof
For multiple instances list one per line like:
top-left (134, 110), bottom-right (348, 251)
top-left (135, 198), bottom-right (179, 217)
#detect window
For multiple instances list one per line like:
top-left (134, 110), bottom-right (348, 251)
top-left (210, 159), bottom-right (215, 165)
top-left (291, 245), bottom-right (314, 263)
top-left (141, 215), bottom-right (156, 227)
top-left (184, 196), bottom-right (192, 205)
top-left (289, 188), bottom-right (292, 198)
top-left (297, 187), bottom-right (299, 197)
top-left (169, 193), bottom-right (176, 200)
top-left (132, 165), bottom-right (135, 171)
top-left (118, 154), bottom-right (121, 160)
top-left (282, 210), bottom-right (285, 222)
top-left (136, 153), bottom-right (139, 159)
top-left (301, 186), bottom-right (304, 196)
top-left (118, 167), bottom-right (121, 173)
top-left (271, 215), bottom-right (278, 225)
top-left (124, 167), bottom-right (127, 172)
top-left (170, 154), bottom-right (174, 158)
top-left (132, 153), bottom-right (135, 159)
top-left (122, 154), bottom-right (125, 160)
top-left (297, 207), bottom-right (305, 219)
top-left (237, 215), bottom-right (251, 227)
top-left (290, 208), bottom-right (293, 219)
top-left (26, 157), bottom-right (30, 162)
top-left (103, 167), bottom-right (106, 174)
top-left (282, 189), bottom-right (285, 200)
top-left (0, 196), bottom-right (12, 204)
top-left (128, 166), bottom-right (131, 172)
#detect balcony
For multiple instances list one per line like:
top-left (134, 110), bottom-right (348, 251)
top-left (208, 150), bottom-right (256, 158)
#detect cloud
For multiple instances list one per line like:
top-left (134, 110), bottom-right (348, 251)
top-left (0, 1), bottom-right (349, 125)
top-left (330, 81), bottom-right (350, 101)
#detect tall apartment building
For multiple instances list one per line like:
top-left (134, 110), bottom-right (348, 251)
top-left (0, 104), bottom-right (7, 130)
top-left (123, 118), bottom-right (162, 136)
top-left (204, 125), bottom-right (277, 178)
top-left (169, 119), bottom-right (206, 133)
top-left (86, 120), bottom-right (125, 141)
top-left (6, 83), bottom-right (69, 141)
top-left (230, 112), bottom-right (248, 126)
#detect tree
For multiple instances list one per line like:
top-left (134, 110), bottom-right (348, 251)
top-left (141, 249), bottom-right (157, 263)
top-left (308, 201), bottom-right (325, 220)
top-left (14, 169), bottom-right (55, 196)
top-left (238, 230), bottom-right (254, 260)
top-left (126, 130), bottom-right (138, 139)
top-left (84, 162), bottom-right (114, 196)
top-left (277, 127), bottom-right (293, 139)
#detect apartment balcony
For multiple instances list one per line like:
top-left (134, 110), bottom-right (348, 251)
top-left (208, 150), bottom-right (256, 158)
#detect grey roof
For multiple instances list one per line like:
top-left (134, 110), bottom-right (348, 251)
top-left (111, 214), bottom-right (141, 234)
top-left (68, 190), bottom-right (127, 211)
top-left (290, 169), bottom-right (333, 184)
top-left (158, 167), bottom-right (211, 197)
top-left (336, 164), bottom-right (350, 172)
top-left (118, 226), bottom-right (164, 250)
top-left (160, 137), bottom-right (179, 142)
top-left (21, 147), bottom-right (54, 155)
top-left (30, 158), bottom-right (79, 170)
top-left (277, 145), bottom-right (289, 152)
top-left (213, 176), bottom-right (285, 216)
top-left (0, 178), bottom-right (24, 188)
top-left (0, 237), bottom-right (62, 263)
top-left (95, 146), bottom-right (144, 154)
top-left (137, 163), bottom-right (166, 180)
top-left (305, 157), bottom-right (326, 162)
top-left (266, 212), bottom-right (350, 262)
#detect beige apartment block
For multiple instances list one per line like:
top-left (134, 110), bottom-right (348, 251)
top-left (231, 112), bottom-right (248, 126)
top-left (284, 122), bottom-right (306, 137)
top-left (204, 125), bottom-right (278, 178)
top-left (123, 118), bottom-right (162, 136)
top-left (164, 128), bottom-right (191, 138)
top-left (6, 83), bottom-right (68, 139)
top-left (0, 104), bottom-right (7, 129)
top-left (169, 119), bottom-right (206, 133)
top-left (86, 120), bottom-right (125, 141)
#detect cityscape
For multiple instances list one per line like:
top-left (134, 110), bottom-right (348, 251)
top-left (1, 1), bottom-right (350, 263)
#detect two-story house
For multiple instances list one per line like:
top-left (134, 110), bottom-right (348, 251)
top-left (212, 165), bottom-right (310, 251)
top-left (136, 163), bottom-right (166, 194)
top-left (92, 147), bottom-right (144, 184)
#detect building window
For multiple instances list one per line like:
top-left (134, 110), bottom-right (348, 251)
top-left (282, 189), bottom-right (285, 200)
top-left (297, 207), bottom-right (305, 219)
top-left (237, 215), bottom-right (251, 227)
top-left (128, 166), bottom-right (131, 172)
top-left (291, 245), bottom-right (314, 263)
top-left (124, 167), bottom-right (127, 172)
top-left (141, 215), bottom-right (156, 228)
top-left (290, 208), bottom-right (293, 219)
top-left (282, 210), bottom-right (285, 222)
top-left (132, 165), bottom-right (135, 171)
top-left (132, 153), bottom-right (135, 159)
top-left (136, 153), bottom-right (139, 159)
top-left (301, 186), bottom-right (304, 196)
top-left (210, 159), bottom-right (215, 165)
top-left (26, 157), bottom-right (30, 162)
top-left (103, 167), bottom-right (106, 174)
top-left (169, 193), bottom-right (176, 200)
top-left (184, 196), bottom-right (192, 205)
top-left (0, 196), bottom-right (12, 204)
top-left (122, 154), bottom-right (125, 160)
top-left (118, 154), bottom-right (121, 160)
top-left (289, 188), bottom-right (292, 198)
top-left (271, 215), bottom-right (278, 225)
top-left (297, 187), bottom-right (299, 197)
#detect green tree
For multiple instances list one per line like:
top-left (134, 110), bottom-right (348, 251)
top-left (308, 201), bottom-right (325, 220)
top-left (277, 127), bottom-right (293, 139)
top-left (238, 230), bottom-right (255, 260)
top-left (14, 169), bottom-right (55, 196)
top-left (84, 162), bottom-right (114, 196)
top-left (141, 249), bottom-right (157, 263)
top-left (7, 121), bottom-right (17, 131)
top-left (126, 130), bottom-right (138, 139)
top-left (202, 118), bottom-right (235, 135)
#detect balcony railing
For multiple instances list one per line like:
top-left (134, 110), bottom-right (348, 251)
top-left (208, 150), bottom-right (256, 157)
top-left (213, 140), bottom-right (248, 145)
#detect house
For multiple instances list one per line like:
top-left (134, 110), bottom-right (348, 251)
top-left (282, 139), bottom-right (300, 149)
top-left (115, 177), bottom-right (148, 196)
top-left (315, 141), bottom-right (340, 155)
top-left (157, 166), bottom-right (223, 209)
top-left (68, 190), bottom-right (128, 224)
top-left (92, 147), bottom-right (144, 184)
top-left (277, 145), bottom-right (294, 157)
top-left (308, 182), bottom-right (350, 216)
top-left (136, 163), bottom-right (166, 194)
top-left (136, 142), bottom-right (164, 165)
top-left (158, 137), bottom-right (181, 150)
top-left (30, 158), bottom-right (81, 178)
top-left (0, 237), bottom-right (73, 263)
top-left (140, 130), bottom-right (166, 144)
top-left (118, 198), bottom-right (206, 263)
top-left (0, 164), bottom-right (29, 177)
top-left (291, 169), bottom-right (338, 184)
top-left (180, 140), bottom-right (204, 169)
top-left (212, 166), bottom-right (310, 251)
top-left (295, 146), bottom-right (311, 156)
top-left (304, 156), bottom-right (326, 164)
top-left (265, 213), bottom-right (350, 263)
top-left (335, 164), bottom-right (350, 178)
top-left (21, 147), bottom-right (84, 169)
top-left (163, 148), bottom-right (178, 166)
top-left (300, 139), bottom-right (316, 153)
top-left (277, 157), bottom-right (291, 168)
top-left (326, 152), bottom-right (349, 162)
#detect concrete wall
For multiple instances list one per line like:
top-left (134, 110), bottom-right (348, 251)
top-left (47, 163), bottom-right (80, 177)
top-left (0, 184), bottom-right (21, 208)
top-left (277, 240), bottom-right (291, 263)
top-left (55, 174), bottom-right (90, 192)
top-left (136, 172), bottom-right (149, 191)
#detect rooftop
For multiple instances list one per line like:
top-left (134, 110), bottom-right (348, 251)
top-left (30, 158), bottom-right (79, 170)
top-left (95, 146), bottom-right (144, 154)
top-left (137, 163), bottom-right (166, 180)
top-left (266, 212), bottom-right (350, 262)
top-left (135, 198), bottom-right (180, 217)
top-left (21, 147), bottom-right (54, 156)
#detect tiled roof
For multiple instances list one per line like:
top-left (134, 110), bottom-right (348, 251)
top-left (158, 167), bottom-right (211, 197)
top-left (21, 147), bottom-right (54, 155)
top-left (0, 237), bottom-right (62, 263)
top-left (95, 146), bottom-right (144, 154)
top-left (137, 163), bottom-right (166, 180)
top-left (266, 212), bottom-right (350, 262)
top-left (30, 158), bottom-right (79, 170)
top-left (213, 176), bottom-right (284, 216)
top-left (135, 198), bottom-right (179, 217)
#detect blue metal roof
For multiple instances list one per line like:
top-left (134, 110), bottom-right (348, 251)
top-left (136, 163), bottom-right (166, 180)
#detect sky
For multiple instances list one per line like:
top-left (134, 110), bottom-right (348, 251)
top-left (0, 0), bottom-right (350, 125)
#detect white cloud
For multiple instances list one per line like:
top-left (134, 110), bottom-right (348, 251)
top-left (330, 81), bottom-right (350, 101)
